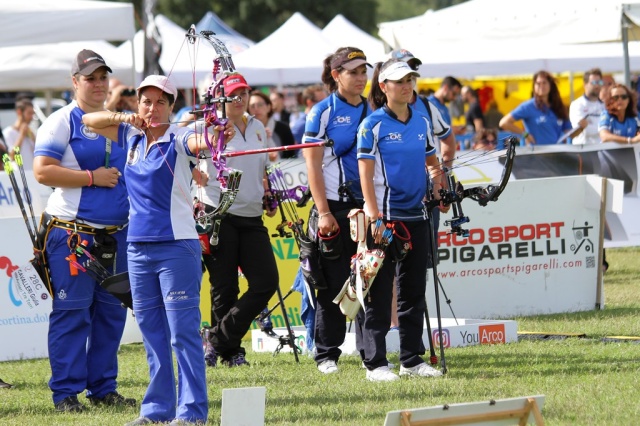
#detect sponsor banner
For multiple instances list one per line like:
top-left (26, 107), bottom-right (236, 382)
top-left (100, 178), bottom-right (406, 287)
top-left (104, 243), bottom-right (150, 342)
top-left (0, 217), bottom-right (51, 361)
top-left (11, 263), bottom-right (50, 309)
top-left (251, 319), bottom-right (518, 354)
top-left (431, 175), bottom-right (611, 319)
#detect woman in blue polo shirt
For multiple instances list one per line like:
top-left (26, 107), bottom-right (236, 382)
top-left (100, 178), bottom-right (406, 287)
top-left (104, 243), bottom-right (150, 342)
top-left (83, 75), bottom-right (233, 426)
top-left (33, 49), bottom-right (133, 413)
top-left (599, 83), bottom-right (640, 144)
top-left (302, 47), bottom-right (373, 375)
top-left (357, 59), bottom-right (445, 382)
top-left (500, 70), bottom-right (572, 145)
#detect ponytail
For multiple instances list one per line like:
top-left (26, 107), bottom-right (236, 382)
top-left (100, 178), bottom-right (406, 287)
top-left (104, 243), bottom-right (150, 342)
top-left (368, 62), bottom-right (386, 110)
top-left (321, 54), bottom-right (337, 93)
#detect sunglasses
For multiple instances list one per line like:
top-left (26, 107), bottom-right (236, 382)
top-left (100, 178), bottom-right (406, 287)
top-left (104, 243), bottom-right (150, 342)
top-left (589, 80), bottom-right (604, 86)
top-left (611, 94), bottom-right (629, 101)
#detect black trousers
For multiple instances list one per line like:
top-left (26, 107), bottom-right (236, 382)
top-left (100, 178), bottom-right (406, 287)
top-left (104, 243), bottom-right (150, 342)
top-left (312, 200), bottom-right (359, 364)
top-left (202, 214), bottom-right (279, 359)
top-left (357, 219), bottom-right (432, 370)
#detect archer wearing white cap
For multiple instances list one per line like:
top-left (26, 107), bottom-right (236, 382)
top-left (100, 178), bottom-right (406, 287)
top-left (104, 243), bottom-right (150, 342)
top-left (356, 59), bottom-right (446, 382)
top-left (82, 74), bottom-right (235, 425)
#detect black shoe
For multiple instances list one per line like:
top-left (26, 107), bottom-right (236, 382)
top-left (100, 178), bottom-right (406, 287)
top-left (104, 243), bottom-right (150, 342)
top-left (220, 352), bottom-right (250, 367)
top-left (0, 378), bottom-right (12, 389)
top-left (88, 391), bottom-right (136, 407)
top-left (55, 395), bottom-right (86, 412)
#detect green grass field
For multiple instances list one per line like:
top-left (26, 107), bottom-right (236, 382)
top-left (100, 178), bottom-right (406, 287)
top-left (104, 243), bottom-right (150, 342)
top-left (1, 248), bottom-right (639, 425)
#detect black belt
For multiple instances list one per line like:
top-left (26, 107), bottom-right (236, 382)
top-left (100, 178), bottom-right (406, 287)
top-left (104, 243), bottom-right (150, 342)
top-left (44, 213), bottom-right (126, 235)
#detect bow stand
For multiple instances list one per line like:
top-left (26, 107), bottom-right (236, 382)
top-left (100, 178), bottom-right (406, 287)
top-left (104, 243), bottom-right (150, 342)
top-left (424, 135), bottom-right (518, 374)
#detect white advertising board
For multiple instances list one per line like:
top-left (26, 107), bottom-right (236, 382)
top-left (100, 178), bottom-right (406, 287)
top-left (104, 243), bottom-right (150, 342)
top-left (431, 175), bottom-right (615, 319)
top-left (252, 318), bottom-right (518, 355)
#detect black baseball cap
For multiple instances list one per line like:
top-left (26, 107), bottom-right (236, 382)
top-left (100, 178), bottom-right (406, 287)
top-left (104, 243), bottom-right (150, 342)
top-left (330, 47), bottom-right (372, 70)
top-left (71, 49), bottom-right (112, 76)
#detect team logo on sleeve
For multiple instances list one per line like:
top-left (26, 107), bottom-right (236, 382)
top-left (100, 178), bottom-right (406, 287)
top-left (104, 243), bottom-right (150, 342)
top-left (80, 125), bottom-right (100, 140)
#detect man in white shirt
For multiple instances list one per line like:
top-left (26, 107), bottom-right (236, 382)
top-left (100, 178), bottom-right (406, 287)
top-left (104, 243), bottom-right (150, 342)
top-left (3, 98), bottom-right (36, 168)
top-left (570, 68), bottom-right (605, 145)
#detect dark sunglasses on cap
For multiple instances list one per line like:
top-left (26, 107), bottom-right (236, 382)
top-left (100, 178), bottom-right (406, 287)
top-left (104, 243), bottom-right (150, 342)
top-left (611, 94), bottom-right (629, 101)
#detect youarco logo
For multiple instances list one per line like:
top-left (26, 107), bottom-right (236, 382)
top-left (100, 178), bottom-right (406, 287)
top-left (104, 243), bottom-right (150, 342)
top-left (0, 256), bottom-right (23, 307)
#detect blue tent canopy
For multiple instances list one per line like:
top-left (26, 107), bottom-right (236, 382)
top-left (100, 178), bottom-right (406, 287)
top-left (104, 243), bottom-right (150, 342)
top-left (195, 11), bottom-right (254, 53)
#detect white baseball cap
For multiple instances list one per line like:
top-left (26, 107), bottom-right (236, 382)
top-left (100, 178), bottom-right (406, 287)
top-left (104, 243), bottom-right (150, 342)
top-left (137, 74), bottom-right (178, 99)
top-left (379, 61), bottom-right (420, 82)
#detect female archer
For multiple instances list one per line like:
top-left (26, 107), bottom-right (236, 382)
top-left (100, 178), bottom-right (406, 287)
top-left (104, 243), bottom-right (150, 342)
top-left (357, 59), bottom-right (445, 381)
top-left (82, 74), bottom-right (234, 425)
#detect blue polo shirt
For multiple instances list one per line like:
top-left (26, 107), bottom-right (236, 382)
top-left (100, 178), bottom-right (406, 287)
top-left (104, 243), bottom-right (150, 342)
top-left (357, 105), bottom-right (436, 221)
top-left (303, 92), bottom-right (371, 201)
top-left (120, 124), bottom-right (198, 242)
top-left (511, 99), bottom-right (572, 144)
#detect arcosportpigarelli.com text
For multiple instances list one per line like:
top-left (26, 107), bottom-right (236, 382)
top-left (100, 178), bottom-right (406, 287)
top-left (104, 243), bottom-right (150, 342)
top-left (437, 257), bottom-right (588, 279)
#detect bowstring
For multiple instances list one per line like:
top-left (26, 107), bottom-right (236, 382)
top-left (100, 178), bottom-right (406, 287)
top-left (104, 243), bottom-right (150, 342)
top-left (430, 136), bottom-right (513, 184)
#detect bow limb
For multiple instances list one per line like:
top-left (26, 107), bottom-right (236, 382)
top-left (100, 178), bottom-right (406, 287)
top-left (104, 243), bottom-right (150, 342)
top-left (462, 135), bottom-right (518, 206)
top-left (426, 135), bottom-right (518, 237)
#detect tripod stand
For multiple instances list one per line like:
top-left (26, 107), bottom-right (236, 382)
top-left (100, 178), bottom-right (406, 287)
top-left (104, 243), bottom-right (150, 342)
top-left (255, 286), bottom-right (301, 362)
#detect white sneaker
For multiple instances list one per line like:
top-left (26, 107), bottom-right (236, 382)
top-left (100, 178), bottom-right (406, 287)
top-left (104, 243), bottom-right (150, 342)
top-left (366, 366), bottom-right (400, 382)
top-left (399, 362), bottom-right (443, 377)
top-left (361, 361), bottom-right (396, 369)
top-left (317, 360), bottom-right (338, 374)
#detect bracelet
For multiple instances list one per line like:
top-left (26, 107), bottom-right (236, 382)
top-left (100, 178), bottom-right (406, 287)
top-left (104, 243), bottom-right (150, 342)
top-left (318, 211), bottom-right (332, 219)
top-left (522, 131), bottom-right (529, 139)
top-left (86, 169), bottom-right (94, 187)
top-left (627, 137), bottom-right (631, 144)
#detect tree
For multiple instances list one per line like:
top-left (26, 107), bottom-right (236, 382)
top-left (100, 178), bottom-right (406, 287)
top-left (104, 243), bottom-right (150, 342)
top-left (115, 0), bottom-right (468, 40)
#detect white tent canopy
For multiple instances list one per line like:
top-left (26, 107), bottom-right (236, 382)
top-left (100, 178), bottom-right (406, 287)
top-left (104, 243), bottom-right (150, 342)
top-left (0, 41), bottom-right (133, 91)
top-left (232, 12), bottom-right (337, 87)
top-left (321, 14), bottom-right (387, 64)
top-left (0, 0), bottom-right (136, 91)
top-left (0, 0), bottom-right (135, 47)
top-left (117, 14), bottom-right (222, 89)
top-left (195, 11), bottom-right (254, 54)
top-left (378, 0), bottom-right (640, 78)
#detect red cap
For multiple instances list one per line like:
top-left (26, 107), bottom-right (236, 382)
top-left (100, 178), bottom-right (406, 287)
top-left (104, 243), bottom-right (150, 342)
top-left (221, 73), bottom-right (251, 95)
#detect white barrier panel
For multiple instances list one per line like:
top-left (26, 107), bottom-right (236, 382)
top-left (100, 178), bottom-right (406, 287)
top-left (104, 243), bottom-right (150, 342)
top-left (251, 318), bottom-right (518, 355)
top-left (0, 171), bottom-right (51, 361)
top-left (431, 175), bottom-right (618, 319)
top-left (0, 171), bottom-right (142, 362)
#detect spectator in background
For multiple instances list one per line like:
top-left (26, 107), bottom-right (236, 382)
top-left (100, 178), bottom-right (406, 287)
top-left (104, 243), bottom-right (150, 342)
top-left (105, 78), bottom-right (136, 113)
top-left (600, 77), bottom-right (614, 104)
top-left (599, 83), bottom-right (640, 144)
top-left (3, 99), bottom-right (36, 169)
top-left (291, 84), bottom-right (327, 146)
top-left (484, 100), bottom-right (504, 131)
top-left (428, 76), bottom-right (463, 140)
top-left (499, 70), bottom-right (572, 145)
top-left (570, 68), bottom-right (605, 145)
top-left (461, 86), bottom-right (485, 134)
top-left (270, 91), bottom-right (291, 125)
top-left (472, 128), bottom-right (498, 151)
top-left (249, 91), bottom-right (296, 161)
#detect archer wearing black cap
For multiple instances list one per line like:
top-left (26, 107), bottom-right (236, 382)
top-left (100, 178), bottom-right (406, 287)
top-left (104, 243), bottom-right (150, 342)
top-left (71, 49), bottom-right (113, 76)
top-left (33, 49), bottom-right (134, 413)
